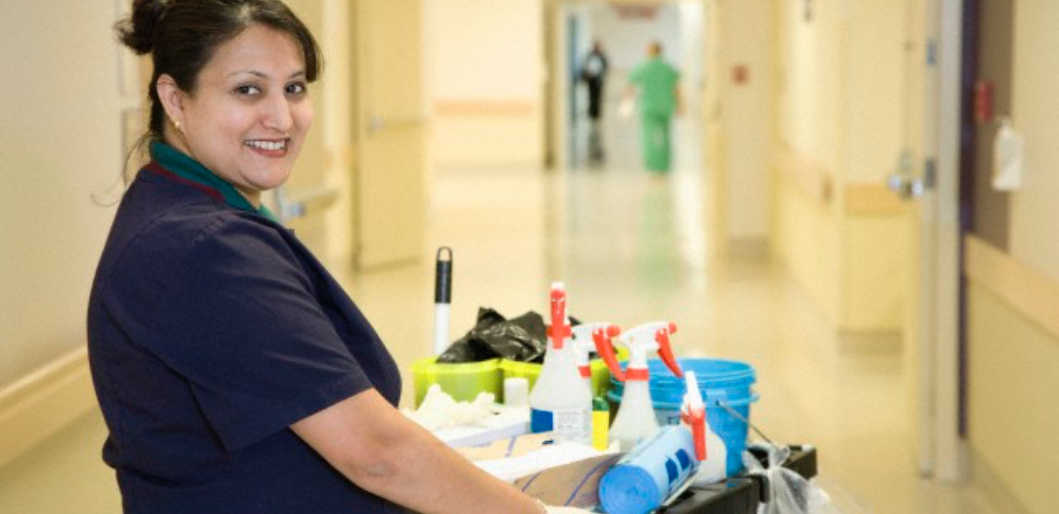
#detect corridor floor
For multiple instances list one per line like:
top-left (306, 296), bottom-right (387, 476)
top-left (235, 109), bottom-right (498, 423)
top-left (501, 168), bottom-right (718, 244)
top-left (0, 117), bottom-right (1001, 514)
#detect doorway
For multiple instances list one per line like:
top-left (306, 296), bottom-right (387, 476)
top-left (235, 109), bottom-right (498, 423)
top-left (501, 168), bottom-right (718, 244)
top-left (549, 1), bottom-right (707, 173)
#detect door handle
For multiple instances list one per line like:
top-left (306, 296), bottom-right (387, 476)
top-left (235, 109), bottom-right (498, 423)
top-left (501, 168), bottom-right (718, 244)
top-left (887, 151), bottom-right (935, 201)
top-left (274, 185), bottom-right (340, 223)
top-left (368, 116), bottom-right (385, 133)
top-left (887, 173), bottom-right (926, 200)
top-left (368, 115), bottom-right (425, 134)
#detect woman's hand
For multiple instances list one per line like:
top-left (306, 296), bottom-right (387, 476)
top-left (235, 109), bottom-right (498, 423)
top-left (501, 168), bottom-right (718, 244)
top-left (291, 389), bottom-right (544, 514)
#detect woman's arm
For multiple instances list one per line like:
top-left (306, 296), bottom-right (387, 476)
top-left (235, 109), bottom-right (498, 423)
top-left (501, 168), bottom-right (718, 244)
top-left (291, 389), bottom-right (544, 514)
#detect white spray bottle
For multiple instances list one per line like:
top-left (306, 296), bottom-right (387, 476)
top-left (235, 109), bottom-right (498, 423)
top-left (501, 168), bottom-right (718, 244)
top-left (571, 322), bottom-right (620, 394)
top-left (528, 282), bottom-right (593, 444)
top-left (598, 321), bottom-right (684, 451)
top-left (682, 371), bottom-right (727, 483)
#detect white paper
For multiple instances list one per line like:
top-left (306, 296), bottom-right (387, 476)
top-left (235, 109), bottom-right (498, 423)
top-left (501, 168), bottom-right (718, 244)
top-left (474, 441), bottom-right (608, 482)
top-left (992, 119), bottom-right (1024, 191)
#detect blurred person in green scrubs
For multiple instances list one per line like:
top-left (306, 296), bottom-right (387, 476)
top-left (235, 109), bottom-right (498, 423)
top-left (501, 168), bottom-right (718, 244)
top-left (626, 41), bottom-right (682, 173)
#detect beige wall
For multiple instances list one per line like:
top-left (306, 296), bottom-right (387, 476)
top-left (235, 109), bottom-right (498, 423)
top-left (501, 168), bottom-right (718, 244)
top-left (774, 0), bottom-right (842, 324)
top-left (781, 0), bottom-right (906, 192)
top-left (967, 2), bottom-right (1059, 512)
top-left (779, 0), bottom-right (842, 173)
top-left (717, 0), bottom-right (772, 243)
top-left (1009, 0), bottom-right (1059, 282)
top-left (840, 213), bottom-right (906, 329)
top-left (844, 2), bottom-right (904, 183)
top-left (0, 1), bottom-right (126, 388)
top-left (426, 0), bottom-right (544, 168)
top-left (772, 0), bottom-right (907, 333)
top-left (774, 177), bottom-right (840, 325)
top-left (968, 278), bottom-right (1058, 514)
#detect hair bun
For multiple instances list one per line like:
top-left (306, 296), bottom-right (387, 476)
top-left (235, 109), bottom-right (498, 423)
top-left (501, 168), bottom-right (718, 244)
top-left (115, 0), bottom-right (170, 55)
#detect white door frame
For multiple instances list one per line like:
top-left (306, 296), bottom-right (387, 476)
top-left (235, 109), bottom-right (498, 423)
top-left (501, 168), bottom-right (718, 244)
top-left (920, 0), bottom-right (967, 481)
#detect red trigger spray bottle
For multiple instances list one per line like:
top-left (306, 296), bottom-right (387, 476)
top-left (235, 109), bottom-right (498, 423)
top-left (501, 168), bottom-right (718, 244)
top-left (596, 321), bottom-right (683, 451)
top-left (570, 322), bottom-right (620, 392)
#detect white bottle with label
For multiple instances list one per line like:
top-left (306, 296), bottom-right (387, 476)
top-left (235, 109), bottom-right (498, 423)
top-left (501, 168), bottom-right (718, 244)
top-left (529, 282), bottom-right (592, 444)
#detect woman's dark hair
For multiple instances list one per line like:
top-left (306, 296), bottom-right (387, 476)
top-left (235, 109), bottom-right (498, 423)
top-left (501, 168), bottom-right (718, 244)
top-left (115, 0), bottom-right (322, 138)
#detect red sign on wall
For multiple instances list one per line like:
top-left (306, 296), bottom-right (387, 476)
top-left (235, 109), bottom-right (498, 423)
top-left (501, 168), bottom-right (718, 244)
top-left (732, 64), bottom-right (750, 85)
top-left (613, 5), bottom-right (658, 20)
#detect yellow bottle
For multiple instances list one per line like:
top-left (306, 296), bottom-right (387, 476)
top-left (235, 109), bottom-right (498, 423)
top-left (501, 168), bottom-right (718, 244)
top-left (592, 397), bottom-right (610, 451)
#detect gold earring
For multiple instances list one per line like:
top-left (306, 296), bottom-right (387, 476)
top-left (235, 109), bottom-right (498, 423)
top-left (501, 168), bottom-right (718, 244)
top-left (173, 119), bottom-right (182, 131)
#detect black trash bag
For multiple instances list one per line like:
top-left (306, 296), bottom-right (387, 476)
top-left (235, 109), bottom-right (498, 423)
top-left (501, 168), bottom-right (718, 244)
top-left (437, 307), bottom-right (580, 364)
top-left (436, 308), bottom-right (508, 363)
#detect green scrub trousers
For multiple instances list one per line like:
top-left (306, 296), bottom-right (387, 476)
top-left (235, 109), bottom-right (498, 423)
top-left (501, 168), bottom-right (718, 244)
top-left (640, 112), bottom-right (672, 172)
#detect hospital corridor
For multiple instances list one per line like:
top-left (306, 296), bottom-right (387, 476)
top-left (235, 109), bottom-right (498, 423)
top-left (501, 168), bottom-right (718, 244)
top-left (2, 2), bottom-right (1058, 514)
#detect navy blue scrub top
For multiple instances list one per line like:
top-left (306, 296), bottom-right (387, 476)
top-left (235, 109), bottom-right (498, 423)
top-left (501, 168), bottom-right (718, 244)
top-left (86, 141), bottom-right (404, 514)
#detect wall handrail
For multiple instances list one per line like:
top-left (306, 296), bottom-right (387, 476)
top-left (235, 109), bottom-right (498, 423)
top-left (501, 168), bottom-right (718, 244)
top-left (965, 235), bottom-right (1059, 340)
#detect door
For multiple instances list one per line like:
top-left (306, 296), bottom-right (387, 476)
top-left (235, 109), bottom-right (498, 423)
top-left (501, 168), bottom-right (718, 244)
top-left (967, 0), bottom-right (1013, 251)
top-left (891, 0), bottom-right (967, 481)
top-left (352, 0), bottom-right (427, 269)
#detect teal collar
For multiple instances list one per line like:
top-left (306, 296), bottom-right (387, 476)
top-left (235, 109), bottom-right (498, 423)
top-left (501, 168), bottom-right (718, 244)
top-left (149, 140), bottom-right (277, 222)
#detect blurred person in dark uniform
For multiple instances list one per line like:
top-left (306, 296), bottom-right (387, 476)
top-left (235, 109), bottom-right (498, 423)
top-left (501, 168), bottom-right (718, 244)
top-left (580, 41), bottom-right (609, 163)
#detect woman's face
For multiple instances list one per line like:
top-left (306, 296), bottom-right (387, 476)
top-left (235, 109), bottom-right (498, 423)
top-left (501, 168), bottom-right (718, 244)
top-left (171, 25), bottom-right (313, 205)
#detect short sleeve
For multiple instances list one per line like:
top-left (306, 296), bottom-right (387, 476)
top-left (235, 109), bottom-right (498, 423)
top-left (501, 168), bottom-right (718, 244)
top-left (113, 216), bottom-right (372, 451)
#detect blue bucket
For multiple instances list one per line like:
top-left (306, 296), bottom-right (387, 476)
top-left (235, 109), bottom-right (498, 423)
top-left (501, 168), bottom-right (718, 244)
top-left (607, 358), bottom-right (758, 476)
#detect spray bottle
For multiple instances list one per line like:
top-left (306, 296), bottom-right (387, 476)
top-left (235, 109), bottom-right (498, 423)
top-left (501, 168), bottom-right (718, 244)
top-left (570, 322), bottom-right (620, 393)
top-left (528, 282), bottom-right (592, 444)
top-left (596, 321), bottom-right (683, 451)
top-left (572, 322), bottom-right (621, 450)
top-left (682, 370), bottom-right (727, 484)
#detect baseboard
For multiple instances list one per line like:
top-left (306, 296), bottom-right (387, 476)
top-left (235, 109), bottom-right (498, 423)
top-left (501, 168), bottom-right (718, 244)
top-left (0, 347), bottom-right (97, 468)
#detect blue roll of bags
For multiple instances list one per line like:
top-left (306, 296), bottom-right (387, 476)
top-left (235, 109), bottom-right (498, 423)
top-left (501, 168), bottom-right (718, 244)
top-left (607, 358), bottom-right (758, 476)
top-left (599, 425), bottom-right (698, 514)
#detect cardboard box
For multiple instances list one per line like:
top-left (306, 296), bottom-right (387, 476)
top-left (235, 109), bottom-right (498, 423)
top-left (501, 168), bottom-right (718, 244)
top-left (459, 433), bottom-right (622, 509)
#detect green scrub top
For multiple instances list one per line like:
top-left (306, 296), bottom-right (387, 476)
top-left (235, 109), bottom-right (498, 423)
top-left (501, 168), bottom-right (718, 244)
top-left (629, 57), bottom-right (680, 117)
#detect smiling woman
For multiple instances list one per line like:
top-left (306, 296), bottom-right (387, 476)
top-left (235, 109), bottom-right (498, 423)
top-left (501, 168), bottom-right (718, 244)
top-left (87, 1), bottom-right (588, 514)
top-left (156, 24), bottom-right (312, 204)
